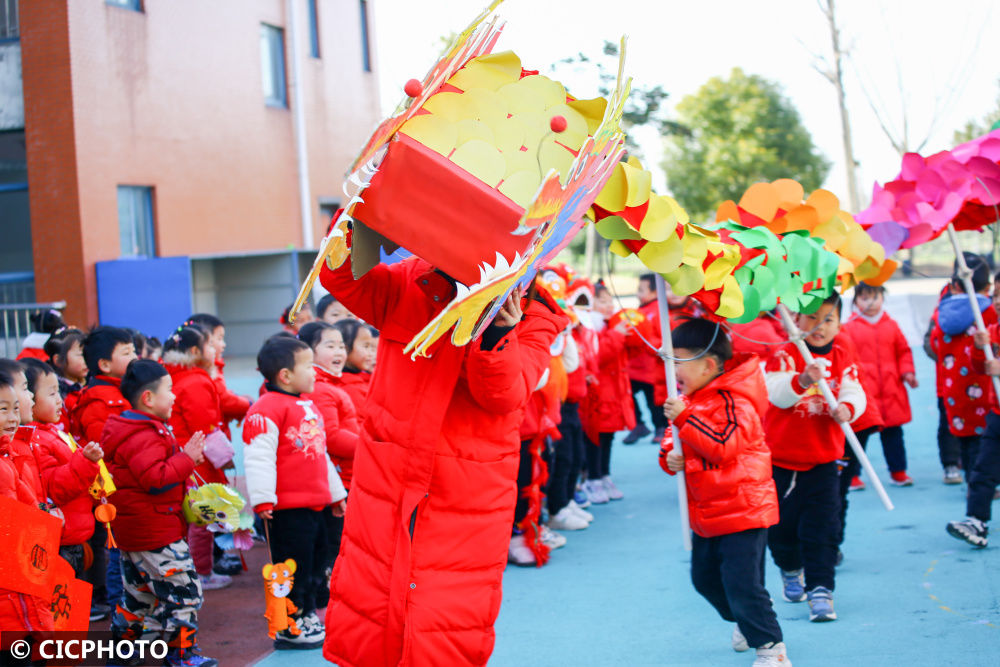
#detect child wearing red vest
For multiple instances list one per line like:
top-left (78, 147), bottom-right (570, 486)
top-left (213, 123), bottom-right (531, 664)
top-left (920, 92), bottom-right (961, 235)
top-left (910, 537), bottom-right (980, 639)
top-left (245, 336), bottom-right (347, 651)
top-left (21, 359), bottom-right (101, 575)
top-left (163, 324), bottom-right (233, 591)
top-left (661, 319), bottom-right (787, 667)
top-left (102, 360), bottom-right (216, 667)
top-left (764, 294), bottom-right (865, 624)
top-left (842, 283), bottom-right (918, 486)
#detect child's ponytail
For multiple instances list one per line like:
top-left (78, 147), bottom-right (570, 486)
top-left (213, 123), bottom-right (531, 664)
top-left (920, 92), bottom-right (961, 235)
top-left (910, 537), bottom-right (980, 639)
top-left (162, 325), bottom-right (208, 367)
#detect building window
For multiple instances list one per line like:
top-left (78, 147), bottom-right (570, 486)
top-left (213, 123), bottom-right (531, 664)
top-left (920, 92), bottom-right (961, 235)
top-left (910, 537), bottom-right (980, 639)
top-left (318, 199), bottom-right (341, 226)
top-left (0, 0), bottom-right (19, 40)
top-left (260, 23), bottom-right (288, 107)
top-left (307, 0), bottom-right (320, 59)
top-left (105, 0), bottom-right (143, 12)
top-left (359, 0), bottom-right (371, 72)
top-left (117, 186), bottom-right (156, 258)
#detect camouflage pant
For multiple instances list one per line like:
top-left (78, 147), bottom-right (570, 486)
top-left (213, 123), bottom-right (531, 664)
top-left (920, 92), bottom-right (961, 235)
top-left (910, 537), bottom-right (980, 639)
top-left (110, 540), bottom-right (202, 640)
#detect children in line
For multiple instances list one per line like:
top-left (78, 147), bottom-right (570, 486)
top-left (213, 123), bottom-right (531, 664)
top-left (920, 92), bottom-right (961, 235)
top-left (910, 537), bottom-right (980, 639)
top-left (661, 319), bottom-right (789, 667)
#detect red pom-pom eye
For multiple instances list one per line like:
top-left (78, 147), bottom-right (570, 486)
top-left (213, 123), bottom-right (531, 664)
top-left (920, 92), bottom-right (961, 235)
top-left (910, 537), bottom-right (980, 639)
top-left (549, 115), bottom-right (567, 133)
top-left (404, 79), bottom-right (423, 98)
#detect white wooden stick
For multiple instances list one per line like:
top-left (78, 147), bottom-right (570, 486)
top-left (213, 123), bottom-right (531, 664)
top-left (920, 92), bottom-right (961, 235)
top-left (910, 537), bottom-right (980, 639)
top-left (776, 304), bottom-right (894, 511)
top-left (655, 274), bottom-right (693, 550)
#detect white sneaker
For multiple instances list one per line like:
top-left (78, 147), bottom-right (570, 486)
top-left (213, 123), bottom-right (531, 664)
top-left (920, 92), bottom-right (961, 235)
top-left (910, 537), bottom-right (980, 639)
top-left (199, 573), bottom-right (232, 590)
top-left (602, 475), bottom-right (624, 500)
top-left (753, 642), bottom-right (791, 666)
top-left (540, 525), bottom-right (567, 549)
top-left (548, 506), bottom-right (589, 531)
top-left (584, 479), bottom-right (609, 504)
top-left (508, 534), bottom-right (536, 566)
top-left (567, 499), bottom-right (594, 522)
top-left (300, 611), bottom-right (326, 641)
top-left (732, 625), bottom-right (749, 652)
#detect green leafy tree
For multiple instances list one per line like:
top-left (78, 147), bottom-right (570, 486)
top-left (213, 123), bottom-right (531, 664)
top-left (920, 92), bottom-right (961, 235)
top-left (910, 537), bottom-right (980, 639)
top-left (664, 68), bottom-right (830, 221)
top-left (954, 79), bottom-right (1000, 144)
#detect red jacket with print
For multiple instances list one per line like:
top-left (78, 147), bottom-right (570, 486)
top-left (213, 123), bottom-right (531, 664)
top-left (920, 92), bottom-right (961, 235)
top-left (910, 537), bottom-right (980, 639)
top-left (764, 337), bottom-right (867, 470)
top-left (930, 301), bottom-right (996, 436)
top-left (243, 389), bottom-right (346, 513)
top-left (71, 376), bottom-right (128, 444)
top-left (306, 366), bottom-right (361, 490)
top-left (658, 354), bottom-right (779, 537)
top-left (26, 422), bottom-right (99, 546)
top-left (101, 411), bottom-right (196, 552)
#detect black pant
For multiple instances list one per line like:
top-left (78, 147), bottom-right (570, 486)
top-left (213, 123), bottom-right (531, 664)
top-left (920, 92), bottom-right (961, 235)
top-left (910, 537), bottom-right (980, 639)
top-left (315, 510), bottom-right (345, 609)
top-left (856, 425), bottom-right (907, 472)
top-left (267, 508), bottom-right (327, 616)
top-left (768, 462), bottom-right (841, 592)
top-left (938, 397), bottom-right (962, 468)
top-left (84, 523), bottom-right (109, 608)
top-left (549, 403), bottom-right (582, 515)
top-left (967, 412), bottom-right (1000, 522)
top-left (958, 435), bottom-right (981, 476)
top-left (692, 528), bottom-right (782, 648)
top-left (585, 432), bottom-right (614, 479)
top-left (631, 380), bottom-right (666, 430)
top-left (836, 427), bottom-right (872, 546)
top-left (514, 439), bottom-right (533, 525)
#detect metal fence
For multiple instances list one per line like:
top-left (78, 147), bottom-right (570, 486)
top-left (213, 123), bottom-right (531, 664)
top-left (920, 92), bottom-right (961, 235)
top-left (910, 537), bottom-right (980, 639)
top-left (1, 301), bottom-right (66, 358)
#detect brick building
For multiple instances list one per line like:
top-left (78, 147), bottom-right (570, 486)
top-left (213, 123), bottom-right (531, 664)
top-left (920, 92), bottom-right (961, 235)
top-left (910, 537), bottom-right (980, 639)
top-left (1, 0), bottom-right (380, 354)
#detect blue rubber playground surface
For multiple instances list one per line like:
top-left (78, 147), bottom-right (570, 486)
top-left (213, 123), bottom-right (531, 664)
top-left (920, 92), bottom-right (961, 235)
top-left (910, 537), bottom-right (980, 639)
top-left (253, 286), bottom-right (1000, 666)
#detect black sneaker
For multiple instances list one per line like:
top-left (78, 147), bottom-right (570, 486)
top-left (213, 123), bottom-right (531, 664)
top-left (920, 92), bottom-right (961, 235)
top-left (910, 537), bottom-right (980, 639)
top-left (653, 427), bottom-right (666, 443)
top-left (623, 423), bottom-right (651, 444)
top-left (90, 602), bottom-right (112, 621)
top-left (946, 518), bottom-right (988, 548)
top-left (213, 555), bottom-right (242, 576)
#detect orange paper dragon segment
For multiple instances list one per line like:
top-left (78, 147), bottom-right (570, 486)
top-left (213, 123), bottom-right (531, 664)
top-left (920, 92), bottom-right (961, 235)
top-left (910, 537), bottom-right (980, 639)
top-left (0, 496), bottom-right (62, 598)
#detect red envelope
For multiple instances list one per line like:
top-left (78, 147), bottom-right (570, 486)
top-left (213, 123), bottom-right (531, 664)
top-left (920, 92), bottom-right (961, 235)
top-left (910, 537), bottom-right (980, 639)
top-left (0, 496), bottom-right (62, 597)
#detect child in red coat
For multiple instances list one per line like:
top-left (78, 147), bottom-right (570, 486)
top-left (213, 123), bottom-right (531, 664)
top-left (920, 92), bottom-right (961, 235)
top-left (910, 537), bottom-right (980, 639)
top-left (163, 324), bottom-right (233, 591)
top-left (21, 359), bottom-right (102, 575)
top-left (764, 294), bottom-right (865, 624)
top-left (842, 283), bottom-right (918, 486)
top-left (72, 327), bottom-right (136, 444)
top-left (244, 336), bottom-right (347, 650)
top-left (44, 328), bottom-right (88, 433)
top-left (583, 285), bottom-right (636, 504)
top-left (188, 314), bottom-right (251, 439)
top-left (299, 321), bottom-right (360, 606)
top-left (330, 319), bottom-right (378, 415)
top-left (103, 360), bottom-right (215, 666)
top-left (661, 319), bottom-right (787, 666)
top-left (0, 369), bottom-right (57, 645)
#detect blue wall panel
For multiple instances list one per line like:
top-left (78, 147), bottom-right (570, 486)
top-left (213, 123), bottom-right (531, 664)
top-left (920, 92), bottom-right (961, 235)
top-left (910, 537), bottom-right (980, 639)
top-left (95, 256), bottom-right (192, 339)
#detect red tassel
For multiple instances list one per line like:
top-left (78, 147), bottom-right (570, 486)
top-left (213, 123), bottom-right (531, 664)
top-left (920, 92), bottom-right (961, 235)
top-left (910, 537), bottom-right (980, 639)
top-left (516, 433), bottom-right (553, 567)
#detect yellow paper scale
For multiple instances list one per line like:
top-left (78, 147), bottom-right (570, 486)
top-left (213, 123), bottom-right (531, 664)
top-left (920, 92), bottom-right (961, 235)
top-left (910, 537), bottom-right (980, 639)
top-left (398, 51), bottom-right (606, 209)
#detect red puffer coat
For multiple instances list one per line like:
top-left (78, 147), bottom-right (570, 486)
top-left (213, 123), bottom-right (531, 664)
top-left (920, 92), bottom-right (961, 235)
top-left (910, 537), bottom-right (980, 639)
top-left (101, 411), bottom-right (196, 552)
top-left (165, 364), bottom-right (227, 485)
top-left (626, 299), bottom-right (663, 385)
top-left (842, 312), bottom-right (915, 427)
top-left (27, 423), bottom-right (99, 546)
top-left (214, 358), bottom-right (251, 439)
top-left (330, 369), bottom-right (372, 418)
top-left (658, 354), bottom-right (779, 537)
top-left (839, 331), bottom-right (885, 433)
top-left (307, 365), bottom-right (361, 489)
top-left (71, 376), bottom-right (128, 444)
top-left (583, 324), bottom-right (636, 441)
top-left (320, 256), bottom-right (565, 667)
